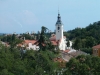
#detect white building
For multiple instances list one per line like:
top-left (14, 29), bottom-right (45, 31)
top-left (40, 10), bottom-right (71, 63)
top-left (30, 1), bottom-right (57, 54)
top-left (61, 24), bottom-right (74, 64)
top-left (50, 12), bottom-right (72, 51)
top-left (17, 40), bottom-right (39, 50)
top-left (55, 12), bottom-right (67, 51)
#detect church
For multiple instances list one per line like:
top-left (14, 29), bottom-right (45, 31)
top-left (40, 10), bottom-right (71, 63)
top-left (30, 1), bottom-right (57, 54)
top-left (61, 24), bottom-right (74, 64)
top-left (17, 12), bottom-right (72, 51)
top-left (50, 12), bottom-right (72, 51)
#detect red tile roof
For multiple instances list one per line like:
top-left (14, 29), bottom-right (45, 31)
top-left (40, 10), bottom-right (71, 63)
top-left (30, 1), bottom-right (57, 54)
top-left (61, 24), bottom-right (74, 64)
top-left (51, 41), bottom-right (58, 45)
top-left (17, 40), bottom-right (37, 47)
top-left (49, 35), bottom-right (56, 41)
top-left (24, 40), bottom-right (37, 44)
top-left (92, 44), bottom-right (100, 49)
top-left (50, 34), bottom-right (66, 41)
top-left (17, 37), bottom-right (63, 47)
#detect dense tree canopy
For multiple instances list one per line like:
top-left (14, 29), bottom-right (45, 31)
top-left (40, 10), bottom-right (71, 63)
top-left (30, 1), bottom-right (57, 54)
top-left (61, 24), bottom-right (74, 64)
top-left (0, 26), bottom-right (60, 75)
top-left (64, 55), bottom-right (100, 75)
top-left (0, 42), bottom-right (60, 75)
top-left (64, 21), bottom-right (100, 54)
top-left (67, 21), bottom-right (100, 46)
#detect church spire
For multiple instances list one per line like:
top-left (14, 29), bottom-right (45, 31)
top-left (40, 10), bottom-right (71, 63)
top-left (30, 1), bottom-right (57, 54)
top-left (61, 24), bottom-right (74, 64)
top-left (58, 6), bottom-right (59, 14)
top-left (56, 10), bottom-right (63, 25)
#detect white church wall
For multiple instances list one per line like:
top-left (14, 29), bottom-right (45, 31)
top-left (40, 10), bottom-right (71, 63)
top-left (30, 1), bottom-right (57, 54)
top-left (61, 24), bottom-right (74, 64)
top-left (56, 25), bottom-right (63, 41)
top-left (58, 39), bottom-right (66, 51)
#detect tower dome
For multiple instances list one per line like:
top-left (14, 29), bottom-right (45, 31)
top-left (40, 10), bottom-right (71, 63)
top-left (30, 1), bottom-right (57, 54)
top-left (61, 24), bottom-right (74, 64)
top-left (56, 12), bottom-right (63, 25)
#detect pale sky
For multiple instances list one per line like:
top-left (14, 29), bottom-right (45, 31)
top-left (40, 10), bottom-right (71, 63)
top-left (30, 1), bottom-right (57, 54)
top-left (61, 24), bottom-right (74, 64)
top-left (0, 0), bottom-right (100, 33)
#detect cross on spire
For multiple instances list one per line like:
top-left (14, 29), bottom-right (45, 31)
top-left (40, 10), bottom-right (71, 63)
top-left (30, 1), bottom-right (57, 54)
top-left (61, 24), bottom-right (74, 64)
top-left (58, 6), bottom-right (59, 14)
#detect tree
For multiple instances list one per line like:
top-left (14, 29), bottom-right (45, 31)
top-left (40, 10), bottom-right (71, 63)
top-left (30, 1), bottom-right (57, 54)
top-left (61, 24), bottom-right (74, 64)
top-left (0, 42), bottom-right (60, 75)
top-left (37, 26), bottom-right (55, 51)
top-left (37, 26), bottom-right (48, 50)
top-left (85, 36), bottom-right (96, 48)
top-left (72, 38), bottom-right (82, 50)
top-left (67, 40), bottom-right (70, 49)
top-left (64, 55), bottom-right (100, 75)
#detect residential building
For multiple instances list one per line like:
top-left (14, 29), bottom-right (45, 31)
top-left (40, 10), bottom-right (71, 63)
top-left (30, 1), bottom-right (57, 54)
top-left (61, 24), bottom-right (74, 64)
top-left (92, 44), bottom-right (100, 57)
top-left (17, 40), bottom-right (39, 50)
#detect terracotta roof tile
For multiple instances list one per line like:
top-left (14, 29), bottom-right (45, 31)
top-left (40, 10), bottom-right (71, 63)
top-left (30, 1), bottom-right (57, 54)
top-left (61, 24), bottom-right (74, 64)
top-left (17, 40), bottom-right (37, 47)
top-left (51, 41), bottom-right (58, 45)
top-left (92, 44), bottom-right (100, 49)
top-left (24, 40), bottom-right (37, 44)
top-left (49, 35), bottom-right (56, 41)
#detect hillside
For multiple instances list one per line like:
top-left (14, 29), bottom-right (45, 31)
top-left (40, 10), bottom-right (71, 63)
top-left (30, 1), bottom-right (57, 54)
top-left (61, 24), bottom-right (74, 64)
top-left (67, 21), bottom-right (100, 41)
top-left (65, 21), bottom-right (100, 54)
top-left (67, 21), bottom-right (100, 43)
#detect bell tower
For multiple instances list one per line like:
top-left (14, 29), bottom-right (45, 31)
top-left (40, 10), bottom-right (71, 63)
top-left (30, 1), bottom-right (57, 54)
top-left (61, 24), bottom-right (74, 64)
top-left (55, 11), bottom-right (63, 41)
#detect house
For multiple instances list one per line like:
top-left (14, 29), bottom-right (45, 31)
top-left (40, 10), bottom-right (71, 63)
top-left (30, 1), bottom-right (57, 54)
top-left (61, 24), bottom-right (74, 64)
top-left (92, 44), bottom-right (100, 57)
top-left (17, 40), bottom-right (39, 50)
top-left (0, 41), bottom-right (9, 47)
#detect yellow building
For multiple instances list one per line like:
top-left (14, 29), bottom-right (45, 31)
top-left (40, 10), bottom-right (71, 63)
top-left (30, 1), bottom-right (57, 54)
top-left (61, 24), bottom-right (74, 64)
top-left (92, 44), bottom-right (100, 57)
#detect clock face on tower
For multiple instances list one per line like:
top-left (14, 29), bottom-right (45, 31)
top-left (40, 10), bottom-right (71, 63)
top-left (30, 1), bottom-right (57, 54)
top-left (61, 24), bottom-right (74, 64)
top-left (58, 26), bottom-right (60, 30)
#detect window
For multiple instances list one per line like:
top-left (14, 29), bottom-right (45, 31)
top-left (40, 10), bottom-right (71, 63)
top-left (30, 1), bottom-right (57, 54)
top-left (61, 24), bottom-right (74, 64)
top-left (58, 27), bottom-right (60, 30)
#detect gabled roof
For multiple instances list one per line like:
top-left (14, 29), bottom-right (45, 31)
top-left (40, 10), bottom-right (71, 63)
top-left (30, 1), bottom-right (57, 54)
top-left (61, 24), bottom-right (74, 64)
top-left (24, 40), bottom-right (37, 44)
top-left (51, 41), bottom-right (58, 46)
top-left (49, 34), bottom-right (56, 41)
top-left (92, 44), bottom-right (100, 49)
top-left (49, 34), bottom-right (66, 41)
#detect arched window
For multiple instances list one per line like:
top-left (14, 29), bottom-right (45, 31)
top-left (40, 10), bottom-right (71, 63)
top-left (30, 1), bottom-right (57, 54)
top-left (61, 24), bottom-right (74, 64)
top-left (58, 26), bottom-right (60, 30)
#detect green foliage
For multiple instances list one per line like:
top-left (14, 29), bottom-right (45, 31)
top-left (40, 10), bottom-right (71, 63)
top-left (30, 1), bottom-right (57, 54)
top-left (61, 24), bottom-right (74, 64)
top-left (37, 26), bottom-right (56, 51)
top-left (1, 34), bottom-right (23, 47)
top-left (65, 21), bottom-right (100, 54)
top-left (72, 38), bottom-right (82, 50)
top-left (67, 21), bottom-right (100, 48)
top-left (37, 26), bottom-right (48, 50)
top-left (64, 55), bottom-right (100, 75)
top-left (81, 48), bottom-right (92, 54)
top-left (67, 40), bottom-right (70, 48)
top-left (21, 33), bottom-right (35, 40)
top-left (0, 42), bottom-right (59, 75)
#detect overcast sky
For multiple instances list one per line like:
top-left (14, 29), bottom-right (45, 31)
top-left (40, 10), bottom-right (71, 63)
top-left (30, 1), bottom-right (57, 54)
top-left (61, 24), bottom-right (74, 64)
top-left (0, 0), bottom-right (100, 33)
